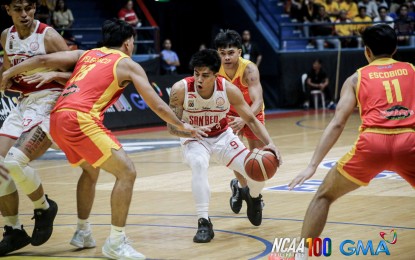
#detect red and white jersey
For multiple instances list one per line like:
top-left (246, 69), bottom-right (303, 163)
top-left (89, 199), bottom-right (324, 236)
top-left (182, 76), bottom-right (230, 137)
top-left (5, 20), bottom-right (63, 95)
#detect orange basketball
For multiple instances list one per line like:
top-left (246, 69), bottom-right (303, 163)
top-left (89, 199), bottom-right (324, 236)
top-left (244, 148), bottom-right (279, 182)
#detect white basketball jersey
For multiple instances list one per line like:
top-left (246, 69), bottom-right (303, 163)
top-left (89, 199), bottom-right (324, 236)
top-left (182, 76), bottom-right (230, 137)
top-left (5, 20), bottom-right (62, 94)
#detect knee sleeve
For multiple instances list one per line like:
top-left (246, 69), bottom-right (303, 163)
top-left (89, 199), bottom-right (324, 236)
top-left (0, 155), bottom-right (17, 196)
top-left (4, 147), bottom-right (41, 195)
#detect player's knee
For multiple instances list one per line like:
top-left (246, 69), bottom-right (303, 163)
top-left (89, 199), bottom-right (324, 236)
top-left (0, 176), bottom-right (17, 196)
top-left (4, 147), bottom-right (30, 183)
top-left (4, 147), bottom-right (41, 194)
top-left (189, 157), bottom-right (209, 171)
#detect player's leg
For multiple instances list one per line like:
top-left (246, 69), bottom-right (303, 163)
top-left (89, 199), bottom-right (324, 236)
top-left (70, 164), bottom-right (98, 249)
top-left (98, 148), bottom-right (145, 259)
top-left (0, 136), bottom-right (30, 256)
top-left (4, 126), bottom-right (58, 246)
top-left (182, 140), bottom-right (214, 243)
top-left (218, 129), bottom-right (265, 226)
top-left (295, 167), bottom-right (359, 260)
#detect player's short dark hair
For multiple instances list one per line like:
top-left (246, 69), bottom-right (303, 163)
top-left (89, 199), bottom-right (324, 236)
top-left (214, 29), bottom-right (242, 49)
top-left (362, 24), bottom-right (396, 56)
top-left (102, 18), bottom-right (136, 48)
top-left (189, 49), bottom-right (221, 73)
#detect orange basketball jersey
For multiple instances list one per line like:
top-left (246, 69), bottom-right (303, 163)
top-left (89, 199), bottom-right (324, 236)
top-left (357, 58), bottom-right (415, 131)
top-left (52, 47), bottom-right (129, 119)
top-left (218, 57), bottom-right (261, 115)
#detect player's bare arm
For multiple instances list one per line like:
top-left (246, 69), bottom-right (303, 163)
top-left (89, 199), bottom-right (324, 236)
top-left (243, 62), bottom-right (264, 116)
top-left (229, 62), bottom-right (264, 133)
top-left (166, 81), bottom-right (192, 138)
top-left (0, 30), bottom-right (10, 86)
top-left (22, 27), bottom-right (74, 87)
top-left (120, 59), bottom-right (208, 139)
top-left (289, 73), bottom-right (358, 189)
top-left (1, 50), bottom-right (84, 90)
top-left (227, 81), bottom-right (278, 155)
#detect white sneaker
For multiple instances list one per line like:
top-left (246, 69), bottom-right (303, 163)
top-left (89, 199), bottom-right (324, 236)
top-left (70, 229), bottom-right (96, 248)
top-left (102, 236), bottom-right (146, 260)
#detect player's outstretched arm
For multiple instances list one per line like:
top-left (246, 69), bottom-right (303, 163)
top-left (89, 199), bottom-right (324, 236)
top-left (288, 73), bottom-right (358, 190)
top-left (122, 59), bottom-right (209, 139)
top-left (1, 50), bottom-right (84, 90)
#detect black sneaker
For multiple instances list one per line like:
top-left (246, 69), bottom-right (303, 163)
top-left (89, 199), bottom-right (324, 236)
top-left (229, 178), bottom-right (243, 214)
top-left (243, 188), bottom-right (263, 226)
top-left (0, 225), bottom-right (31, 256)
top-left (193, 218), bottom-right (214, 243)
top-left (31, 195), bottom-right (58, 246)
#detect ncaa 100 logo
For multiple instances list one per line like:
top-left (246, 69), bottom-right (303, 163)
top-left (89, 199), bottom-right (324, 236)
top-left (268, 237), bottom-right (332, 259)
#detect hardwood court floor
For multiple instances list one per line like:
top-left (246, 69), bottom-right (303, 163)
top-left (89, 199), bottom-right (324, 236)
top-left (3, 109), bottom-right (414, 260)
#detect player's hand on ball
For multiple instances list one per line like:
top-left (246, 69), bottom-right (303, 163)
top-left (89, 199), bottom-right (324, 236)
top-left (288, 166), bottom-right (316, 190)
top-left (263, 144), bottom-right (282, 166)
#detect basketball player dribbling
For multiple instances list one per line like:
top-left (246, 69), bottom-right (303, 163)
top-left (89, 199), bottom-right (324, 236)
top-left (289, 25), bottom-right (415, 260)
top-left (0, 0), bottom-right (72, 255)
top-left (167, 49), bottom-right (281, 243)
top-left (2, 19), bottom-right (208, 259)
top-left (214, 29), bottom-right (268, 215)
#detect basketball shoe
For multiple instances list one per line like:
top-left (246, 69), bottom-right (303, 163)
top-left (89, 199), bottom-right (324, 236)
top-left (102, 236), bottom-right (145, 259)
top-left (70, 229), bottom-right (96, 248)
top-left (0, 225), bottom-right (31, 256)
top-left (193, 218), bottom-right (214, 243)
top-left (229, 178), bottom-right (243, 214)
top-left (243, 188), bottom-right (263, 226)
top-left (31, 195), bottom-right (58, 246)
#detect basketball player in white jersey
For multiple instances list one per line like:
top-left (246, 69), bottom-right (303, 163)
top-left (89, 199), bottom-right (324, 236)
top-left (0, 0), bottom-right (72, 255)
top-left (167, 49), bottom-right (281, 243)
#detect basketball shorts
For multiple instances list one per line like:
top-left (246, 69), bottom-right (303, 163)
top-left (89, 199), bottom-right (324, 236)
top-left (337, 131), bottom-right (415, 187)
top-left (0, 90), bottom-right (61, 140)
top-left (180, 128), bottom-right (249, 175)
top-left (50, 110), bottom-right (121, 167)
top-left (227, 110), bottom-right (265, 140)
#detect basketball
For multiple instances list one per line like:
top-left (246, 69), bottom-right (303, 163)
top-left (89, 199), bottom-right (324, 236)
top-left (244, 148), bottom-right (279, 182)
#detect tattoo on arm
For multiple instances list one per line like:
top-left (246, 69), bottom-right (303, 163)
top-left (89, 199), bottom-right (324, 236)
top-left (167, 86), bottom-right (192, 138)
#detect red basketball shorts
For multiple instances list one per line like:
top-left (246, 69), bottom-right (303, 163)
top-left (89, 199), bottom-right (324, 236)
top-left (227, 110), bottom-right (265, 140)
top-left (50, 110), bottom-right (121, 167)
top-left (337, 131), bottom-right (415, 187)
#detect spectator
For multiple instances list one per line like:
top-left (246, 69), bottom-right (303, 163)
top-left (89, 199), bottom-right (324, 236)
top-left (53, 0), bottom-right (73, 29)
top-left (335, 9), bottom-right (357, 47)
top-left (394, 4), bottom-right (415, 45)
top-left (289, 0), bottom-right (304, 22)
top-left (358, 0), bottom-right (379, 19)
top-left (339, 0), bottom-right (359, 19)
top-left (35, 0), bottom-right (52, 24)
top-left (323, 0), bottom-right (340, 21)
top-left (353, 6), bottom-right (373, 47)
top-left (374, 6), bottom-right (395, 28)
top-left (118, 0), bottom-right (142, 28)
top-left (313, 5), bottom-right (341, 50)
top-left (303, 59), bottom-right (335, 110)
top-left (300, 0), bottom-right (320, 48)
top-left (161, 38), bottom-right (180, 75)
top-left (241, 30), bottom-right (263, 67)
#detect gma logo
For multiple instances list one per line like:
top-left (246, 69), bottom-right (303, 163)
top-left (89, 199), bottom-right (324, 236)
top-left (340, 240), bottom-right (390, 256)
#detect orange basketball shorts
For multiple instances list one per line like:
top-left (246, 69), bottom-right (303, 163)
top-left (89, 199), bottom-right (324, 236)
top-left (337, 131), bottom-right (415, 187)
top-left (50, 110), bottom-right (121, 167)
top-left (227, 110), bottom-right (265, 140)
